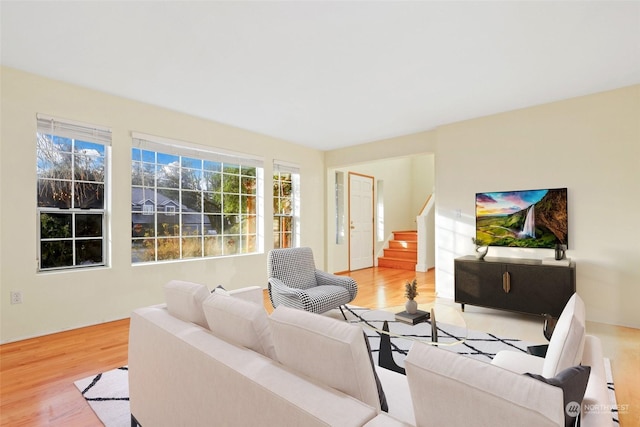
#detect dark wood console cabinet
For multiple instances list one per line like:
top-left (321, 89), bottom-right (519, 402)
top-left (454, 256), bottom-right (576, 318)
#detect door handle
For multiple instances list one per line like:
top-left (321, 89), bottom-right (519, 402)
top-left (350, 226), bottom-right (356, 229)
top-left (502, 272), bottom-right (511, 293)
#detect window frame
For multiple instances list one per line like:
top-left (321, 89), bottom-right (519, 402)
top-left (131, 133), bottom-right (264, 264)
top-left (273, 161), bottom-right (300, 249)
top-left (36, 115), bottom-right (111, 272)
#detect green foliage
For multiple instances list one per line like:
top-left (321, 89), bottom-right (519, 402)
top-left (40, 241), bottom-right (73, 269)
top-left (404, 279), bottom-right (419, 300)
top-left (471, 237), bottom-right (487, 247)
top-left (40, 213), bottom-right (71, 238)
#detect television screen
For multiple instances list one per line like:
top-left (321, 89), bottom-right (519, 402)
top-left (475, 188), bottom-right (568, 248)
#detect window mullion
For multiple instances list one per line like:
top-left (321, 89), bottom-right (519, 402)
top-left (131, 141), bottom-right (261, 263)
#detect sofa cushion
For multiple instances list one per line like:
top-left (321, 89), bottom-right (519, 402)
top-left (163, 280), bottom-right (209, 328)
top-left (525, 365), bottom-right (591, 427)
top-left (542, 293), bottom-right (586, 377)
top-left (270, 305), bottom-right (384, 412)
top-left (202, 292), bottom-right (277, 360)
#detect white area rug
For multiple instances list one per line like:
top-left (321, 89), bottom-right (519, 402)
top-left (74, 366), bottom-right (130, 427)
top-left (74, 308), bottom-right (620, 426)
top-left (344, 306), bottom-right (538, 365)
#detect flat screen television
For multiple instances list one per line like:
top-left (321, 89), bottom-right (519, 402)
top-left (475, 187), bottom-right (568, 248)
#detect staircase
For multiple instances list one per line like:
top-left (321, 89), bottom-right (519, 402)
top-left (378, 230), bottom-right (417, 271)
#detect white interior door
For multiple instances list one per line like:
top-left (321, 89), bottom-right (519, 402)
top-left (349, 173), bottom-right (374, 271)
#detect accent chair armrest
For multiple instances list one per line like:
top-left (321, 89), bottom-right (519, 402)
top-left (268, 277), bottom-right (304, 298)
top-left (315, 270), bottom-right (358, 299)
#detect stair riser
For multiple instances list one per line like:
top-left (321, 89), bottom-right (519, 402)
top-left (378, 258), bottom-right (416, 271)
top-left (383, 249), bottom-right (417, 260)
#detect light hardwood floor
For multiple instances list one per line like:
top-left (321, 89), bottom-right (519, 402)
top-left (1, 267), bottom-right (637, 426)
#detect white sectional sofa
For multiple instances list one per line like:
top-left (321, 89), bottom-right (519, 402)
top-left (128, 282), bottom-right (611, 427)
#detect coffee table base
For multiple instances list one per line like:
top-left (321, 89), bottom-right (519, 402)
top-left (378, 321), bottom-right (406, 375)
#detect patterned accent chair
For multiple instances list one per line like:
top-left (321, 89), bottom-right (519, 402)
top-left (267, 247), bottom-right (357, 318)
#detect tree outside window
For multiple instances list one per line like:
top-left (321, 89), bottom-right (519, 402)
top-left (273, 167), bottom-right (299, 249)
top-left (131, 142), bottom-right (261, 264)
top-left (36, 116), bottom-right (109, 271)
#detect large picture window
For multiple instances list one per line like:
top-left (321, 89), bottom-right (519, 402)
top-left (37, 115), bottom-right (111, 271)
top-left (131, 134), bottom-right (263, 263)
top-left (273, 161), bottom-right (300, 249)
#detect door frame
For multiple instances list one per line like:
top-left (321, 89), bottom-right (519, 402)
top-left (348, 172), bottom-right (375, 271)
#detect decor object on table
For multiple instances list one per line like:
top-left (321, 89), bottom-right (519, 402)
top-left (395, 309), bottom-right (429, 325)
top-left (267, 247), bottom-right (357, 319)
top-left (555, 243), bottom-right (567, 260)
top-left (404, 279), bottom-right (419, 314)
top-left (472, 237), bottom-right (488, 260)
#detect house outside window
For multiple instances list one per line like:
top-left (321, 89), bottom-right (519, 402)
top-left (131, 134), bottom-right (263, 263)
top-left (36, 115), bottom-right (111, 271)
top-left (273, 161), bottom-right (300, 249)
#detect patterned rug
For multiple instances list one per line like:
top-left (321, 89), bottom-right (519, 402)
top-left (74, 366), bottom-right (130, 427)
top-left (344, 306), bottom-right (537, 365)
top-left (74, 307), bottom-right (620, 426)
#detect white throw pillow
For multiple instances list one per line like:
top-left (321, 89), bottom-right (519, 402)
top-left (542, 293), bottom-right (586, 377)
top-left (203, 292), bottom-right (277, 360)
top-left (269, 306), bottom-right (382, 412)
top-left (163, 280), bottom-right (210, 328)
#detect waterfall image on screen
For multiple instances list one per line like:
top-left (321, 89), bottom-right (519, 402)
top-left (520, 205), bottom-right (535, 238)
top-left (475, 188), bottom-right (568, 248)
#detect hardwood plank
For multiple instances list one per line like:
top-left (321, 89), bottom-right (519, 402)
top-left (2, 267), bottom-right (637, 426)
top-left (0, 319), bottom-right (129, 427)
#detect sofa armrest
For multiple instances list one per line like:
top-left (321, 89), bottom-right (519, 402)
top-left (580, 335), bottom-right (614, 427)
top-left (228, 286), bottom-right (263, 306)
top-left (491, 349), bottom-right (546, 375)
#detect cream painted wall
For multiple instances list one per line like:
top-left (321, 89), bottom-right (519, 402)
top-left (325, 130), bottom-right (437, 168)
top-left (325, 85), bottom-right (639, 328)
top-left (0, 67), bottom-right (326, 343)
top-left (1, 66), bottom-right (636, 342)
top-left (411, 154), bottom-right (435, 215)
top-left (435, 85), bottom-right (640, 328)
top-left (326, 154), bottom-right (434, 273)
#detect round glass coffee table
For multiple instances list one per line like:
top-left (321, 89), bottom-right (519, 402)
top-left (346, 299), bottom-right (467, 374)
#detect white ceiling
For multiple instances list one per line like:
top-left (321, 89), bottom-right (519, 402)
top-left (2, 1), bottom-right (639, 151)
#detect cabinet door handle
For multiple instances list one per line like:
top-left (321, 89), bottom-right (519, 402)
top-left (502, 271), bottom-right (511, 293)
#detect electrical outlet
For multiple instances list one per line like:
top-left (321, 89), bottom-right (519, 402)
top-left (11, 291), bottom-right (23, 304)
